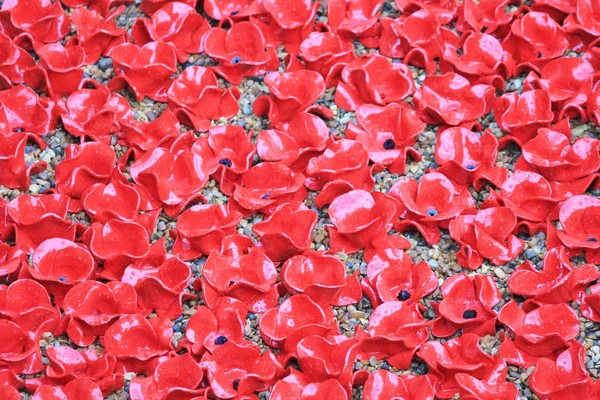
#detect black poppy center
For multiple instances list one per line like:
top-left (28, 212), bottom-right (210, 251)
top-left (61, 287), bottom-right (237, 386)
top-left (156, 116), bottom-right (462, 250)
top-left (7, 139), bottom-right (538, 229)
top-left (397, 290), bottom-right (411, 301)
top-left (230, 10), bottom-right (239, 15)
top-left (233, 380), bottom-right (240, 390)
top-left (58, 277), bottom-right (68, 283)
top-left (426, 208), bottom-right (438, 217)
top-left (588, 238), bottom-right (598, 242)
top-left (465, 164), bottom-right (475, 170)
top-left (215, 335), bottom-right (228, 345)
top-left (219, 158), bottom-right (232, 167)
top-left (383, 139), bottom-right (396, 150)
top-left (229, 280), bottom-right (235, 286)
top-left (262, 194), bottom-right (271, 200)
top-left (231, 56), bottom-right (243, 64)
top-left (463, 309), bottom-right (477, 319)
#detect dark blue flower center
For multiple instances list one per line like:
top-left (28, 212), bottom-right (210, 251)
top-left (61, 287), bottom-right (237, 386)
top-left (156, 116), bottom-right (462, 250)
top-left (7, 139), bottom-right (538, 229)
top-left (233, 380), bottom-right (240, 390)
top-left (262, 194), bottom-right (271, 200)
top-left (58, 277), bottom-right (68, 283)
top-left (215, 336), bottom-right (228, 345)
top-left (397, 290), bottom-right (411, 301)
top-left (463, 309), bottom-right (477, 319)
top-left (219, 158), bottom-right (232, 167)
top-left (427, 208), bottom-right (438, 217)
top-left (466, 164), bottom-right (475, 170)
top-left (231, 56), bottom-right (243, 64)
top-left (588, 238), bottom-right (598, 242)
top-left (383, 139), bottom-right (396, 150)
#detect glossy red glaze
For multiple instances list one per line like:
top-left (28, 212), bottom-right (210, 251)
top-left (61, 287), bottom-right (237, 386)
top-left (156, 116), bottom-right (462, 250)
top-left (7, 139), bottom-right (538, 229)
top-left (0, 33), bottom-right (34, 87)
top-left (327, 0), bottom-right (382, 47)
top-left (8, 0), bottom-right (70, 44)
top-left (270, 369), bottom-right (350, 400)
top-left (299, 32), bottom-right (356, 87)
top-left (0, 85), bottom-right (55, 135)
top-left (363, 371), bottom-right (434, 400)
top-left (262, 0), bottom-right (318, 55)
top-left (0, 131), bottom-right (45, 190)
top-left (0, 319), bottom-right (42, 374)
top-left (69, 8), bottom-right (127, 64)
top-left (456, 0), bottom-right (515, 35)
top-left (554, 195), bottom-right (600, 263)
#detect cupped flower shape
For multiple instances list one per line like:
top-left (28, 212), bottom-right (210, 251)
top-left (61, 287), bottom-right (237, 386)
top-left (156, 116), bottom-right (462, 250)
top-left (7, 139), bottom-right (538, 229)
top-left (498, 301), bottom-right (580, 367)
top-left (204, 20), bottom-right (279, 84)
top-left (8, 0), bottom-right (70, 44)
top-left (178, 296), bottom-right (246, 356)
top-left (70, 8), bottom-right (127, 64)
top-left (390, 172), bottom-right (474, 245)
top-left (131, 2), bottom-right (209, 63)
top-left (494, 89), bottom-right (554, 147)
top-left (0, 320), bottom-right (42, 374)
top-left (589, 82), bottom-right (600, 127)
top-left (455, 360), bottom-right (519, 400)
top-left (334, 54), bottom-right (415, 111)
top-left (433, 128), bottom-right (508, 189)
top-left (63, 281), bottom-right (144, 347)
top-left (139, 0), bottom-right (196, 15)
top-left (129, 354), bottom-right (204, 399)
top-left (0, 241), bottom-right (24, 283)
top-left (327, 190), bottom-right (399, 254)
top-left (393, 0), bottom-right (457, 24)
top-left (203, 0), bottom-right (259, 20)
top-left (580, 281), bottom-right (600, 322)
top-left (432, 274), bottom-right (501, 338)
top-left (413, 72), bottom-right (495, 126)
top-left (167, 66), bottom-right (240, 131)
top-left (232, 162), bottom-right (307, 215)
top-left (201, 341), bottom-right (281, 399)
top-left (449, 207), bottom-right (524, 269)
top-left (259, 294), bottom-right (337, 355)
top-left (252, 202), bottom-right (317, 261)
top-left (23, 43), bottom-right (85, 101)
top-left (554, 195), bottom-right (600, 263)
top-left (57, 0), bottom-right (132, 16)
top-left (417, 333), bottom-right (499, 399)
top-left (257, 112), bottom-right (329, 172)
top-left (363, 371), bottom-right (434, 400)
top-left (31, 379), bottom-right (105, 400)
top-left (361, 240), bottom-right (437, 308)
top-left (253, 70), bottom-right (331, 127)
top-left (54, 142), bottom-right (116, 199)
top-left (0, 33), bottom-right (34, 87)
top-left (346, 103), bottom-right (425, 175)
top-left (455, 0), bottom-right (516, 35)
top-left (0, 131), bottom-right (46, 190)
top-left (270, 370), bottom-right (349, 400)
top-left (262, 0), bottom-right (318, 55)
top-left (108, 42), bottom-right (178, 102)
top-left (357, 301), bottom-right (430, 369)
top-left (0, 85), bottom-right (54, 135)
top-left (299, 31), bottom-right (356, 87)
top-left (119, 109), bottom-right (180, 153)
top-left (81, 181), bottom-right (141, 224)
top-left (562, 0), bottom-right (600, 38)
top-left (305, 139), bottom-right (373, 208)
top-left (327, 0), bottom-right (382, 46)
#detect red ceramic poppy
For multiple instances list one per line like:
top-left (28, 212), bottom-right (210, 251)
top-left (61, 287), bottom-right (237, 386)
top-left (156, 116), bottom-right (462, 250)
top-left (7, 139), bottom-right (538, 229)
top-left (178, 296), bottom-right (246, 356)
top-left (270, 370), bottom-right (349, 400)
top-left (379, 11), bottom-right (459, 73)
top-left (0, 33), bottom-right (34, 88)
top-left (108, 42), bottom-right (178, 102)
top-left (119, 109), bottom-right (180, 154)
top-left (498, 301), bottom-right (580, 367)
top-left (69, 8), bottom-right (127, 64)
top-left (413, 72), bottom-right (495, 126)
top-left (417, 333), bottom-right (499, 399)
top-left (393, 0), bottom-right (457, 24)
top-left (132, 2), bottom-right (209, 63)
top-left (54, 142), bottom-right (116, 199)
top-left (200, 341), bottom-right (281, 399)
top-left (231, 162), bottom-right (307, 215)
top-left (562, 0), bottom-right (600, 39)
top-left (299, 31), bottom-right (356, 87)
top-left (0, 241), bottom-right (24, 283)
top-left (455, 0), bottom-right (516, 35)
top-left (449, 207), bottom-right (524, 269)
top-left (203, 0), bottom-right (259, 20)
top-left (327, 0), bottom-right (382, 47)
top-left (357, 301), bottom-right (430, 369)
top-left (327, 190), bottom-right (399, 254)
top-left (0, 131), bottom-right (46, 190)
top-left (455, 359), bottom-right (519, 400)
top-left (346, 103), bottom-right (425, 175)
top-left (129, 353), bottom-right (204, 399)
top-left (281, 251), bottom-right (362, 307)
top-left (24, 43), bottom-right (85, 101)
top-left (252, 202), bottom-right (317, 261)
top-left (431, 273), bottom-right (501, 338)
top-left (253, 70), bottom-right (331, 126)
top-left (139, 0), bottom-right (196, 15)
top-left (58, 0), bottom-right (132, 16)
top-left (257, 112), bottom-right (329, 172)
top-left (259, 294), bottom-right (336, 355)
top-left (0, 279), bottom-right (61, 337)
top-left (554, 195), bottom-right (600, 263)
top-left (83, 219), bottom-right (150, 280)
top-left (363, 371), bottom-right (434, 400)
top-left (580, 281), bottom-right (600, 322)
top-left (390, 172), bottom-right (474, 245)
top-left (334, 54), bottom-right (415, 111)
top-left (31, 378), bottom-right (106, 400)
top-left (0, 319), bottom-right (42, 374)
top-left (262, 0), bottom-right (318, 55)
top-left (167, 66), bottom-right (240, 131)
top-left (493, 89), bottom-right (554, 147)
top-left (63, 281), bottom-right (144, 347)
top-left (305, 139), bottom-right (374, 208)
top-left (8, 0), bottom-right (70, 45)
top-left (81, 181), bottom-right (140, 224)
top-left (0, 85), bottom-right (55, 135)
top-left (589, 82), bottom-right (600, 126)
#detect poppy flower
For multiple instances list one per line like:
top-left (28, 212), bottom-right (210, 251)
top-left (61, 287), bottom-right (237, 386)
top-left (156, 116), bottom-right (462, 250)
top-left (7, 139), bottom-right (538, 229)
top-left (178, 296), bottom-right (246, 356)
top-left (393, 0), bottom-right (457, 24)
top-left (0, 33), bottom-right (34, 87)
top-left (54, 142), bottom-right (116, 199)
top-left (554, 195), bottom-right (600, 263)
top-left (167, 66), bottom-right (240, 131)
top-left (270, 370), bottom-right (349, 400)
top-left (252, 202), bottom-right (318, 262)
top-left (346, 103), bottom-right (425, 174)
top-left (431, 274), bottom-right (501, 338)
top-left (231, 162), bottom-right (307, 215)
top-left (81, 181), bottom-right (141, 225)
top-left (199, 232), bottom-right (278, 313)
top-left (413, 72), bottom-right (496, 126)
top-left (327, 0), bottom-right (382, 47)
top-left (417, 333), bottom-right (498, 399)
top-left (390, 172), bottom-right (474, 245)
top-left (262, 0), bottom-right (318, 55)
top-left (579, 281), bottom-right (600, 322)
top-left (299, 31), bottom-right (356, 87)
top-left (361, 240), bottom-right (437, 308)
top-left (139, 0), bottom-right (196, 15)
top-left (257, 112), bottom-right (329, 172)
top-left (0, 85), bottom-right (55, 135)
top-left (119, 109), bottom-right (180, 154)
top-left (253, 70), bottom-right (332, 126)
top-left (83, 219), bottom-right (150, 280)
top-left (334, 54), bottom-right (415, 111)
top-left (456, 360), bottom-right (519, 400)
top-left (364, 371), bottom-right (434, 400)
top-left (204, 20), bottom-right (279, 84)
top-left (449, 207), bottom-right (524, 269)
top-left (589, 82), bottom-right (600, 126)
top-left (31, 379), bottom-right (106, 400)
top-left (0, 241), bottom-right (24, 283)
top-left (281, 251), bottom-right (362, 307)
top-left (58, 0), bottom-right (132, 15)
top-left (305, 139), bottom-right (374, 208)
top-left (63, 281), bottom-right (144, 347)
top-left (455, 0), bottom-right (516, 35)
top-left (8, 0), bottom-right (70, 44)
top-left (498, 301), bottom-right (580, 367)
top-left (562, 0), bottom-right (600, 39)
top-left (0, 279), bottom-right (61, 337)
top-left (327, 190), bottom-right (399, 254)
top-left (69, 8), bottom-right (127, 64)
top-left (357, 301), bottom-right (430, 369)
top-left (259, 294), bottom-right (337, 355)
top-left (23, 43), bottom-right (85, 101)
top-left (0, 319), bottom-right (42, 375)
top-left (108, 42), bottom-right (178, 102)
top-left (131, 2), bottom-right (209, 63)
top-left (129, 353), bottom-right (204, 399)
top-left (0, 131), bottom-right (46, 190)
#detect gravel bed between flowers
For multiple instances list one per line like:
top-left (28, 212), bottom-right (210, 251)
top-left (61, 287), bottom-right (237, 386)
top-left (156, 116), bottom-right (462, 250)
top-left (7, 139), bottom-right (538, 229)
top-left (1, 0), bottom-right (600, 399)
